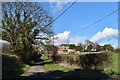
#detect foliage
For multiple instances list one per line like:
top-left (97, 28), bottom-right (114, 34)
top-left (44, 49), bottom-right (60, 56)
top-left (2, 2), bottom-right (53, 63)
top-left (69, 44), bottom-right (76, 49)
top-left (45, 45), bottom-right (58, 63)
top-left (114, 48), bottom-right (120, 53)
top-left (79, 52), bottom-right (112, 70)
top-left (42, 54), bottom-right (53, 63)
top-left (69, 44), bottom-right (83, 51)
top-left (76, 46), bottom-right (83, 51)
top-left (46, 45), bottom-right (57, 54)
top-left (103, 44), bottom-right (114, 52)
top-left (30, 48), bottom-right (41, 62)
top-left (28, 60), bottom-right (35, 65)
top-left (96, 44), bottom-right (102, 52)
top-left (86, 44), bottom-right (93, 52)
top-left (56, 51), bottom-right (112, 70)
top-left (19, 64), bottom-right (30, 72)
top-left (2, 53), bottom-right (20, 68)
top-left (77, 43), bottom-right (84, 51)
top-left (2, 53), bottom-right (21, 77)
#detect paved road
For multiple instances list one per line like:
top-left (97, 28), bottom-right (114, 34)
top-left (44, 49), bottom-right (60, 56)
top-left (21, 62), bottom-right (57, 78)
top-left (23, 65), bottom-right (47, 76)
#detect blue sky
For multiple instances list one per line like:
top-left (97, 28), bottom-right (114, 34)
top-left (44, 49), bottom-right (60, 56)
top-left (0, 2), bottom-right (118, 48)
top-left (40, 2), bottom-right (118, 47)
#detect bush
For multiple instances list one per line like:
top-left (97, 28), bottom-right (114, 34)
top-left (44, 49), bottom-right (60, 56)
top-left (2, 53), bottom-right (21, 77)
top-left (79, 52), bottom-right (112, 70)
top-left (56, 51), bottom-right (112, 70)
top-left (2, 53), bottom-right (20, 68)
top-left (28, 60), bottom-right (35, 65)
top-left (31, 49), bottom-right (40, 62)
top-left (56, 55), bottom-right (81, 66)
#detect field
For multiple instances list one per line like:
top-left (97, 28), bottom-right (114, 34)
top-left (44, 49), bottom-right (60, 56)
top-left (105, 52), bottom-right (120, 75)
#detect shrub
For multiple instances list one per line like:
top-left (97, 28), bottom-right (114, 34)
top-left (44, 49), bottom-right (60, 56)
top-left (2, 53), bottom-right (21, 77)
top-left (28, 60), bottom-right (35, 65)
top-left (79, 52), bottom-right (112, 70)
top-left (31, 49), bottom-right (40, 62)
top-left (56, 55), bottom-right (81, 66)
top-left (2, 53), bottom-right (20, 68)
top-left (56, 51), bottom-right (112, 70)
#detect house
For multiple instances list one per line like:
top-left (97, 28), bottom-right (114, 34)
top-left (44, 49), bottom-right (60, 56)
top-left (84, 40), bottom-right (97, 51)
top-left (58, 44), bottom-right (77, 54)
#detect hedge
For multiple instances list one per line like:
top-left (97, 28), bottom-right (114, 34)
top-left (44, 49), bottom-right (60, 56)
top-left (56, 51), bottom-right (112, 70)
top-left (2, 53), bottom-right (22, 77)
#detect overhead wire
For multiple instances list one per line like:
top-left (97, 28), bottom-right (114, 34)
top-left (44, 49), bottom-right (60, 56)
top-left (71, 7), bottom-right (120, 35)
top-left (45, 0), bottom-right (77, 27)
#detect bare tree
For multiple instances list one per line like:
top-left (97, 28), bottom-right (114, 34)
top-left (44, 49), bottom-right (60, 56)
top-left (2, 2), bottom-right (53, 63)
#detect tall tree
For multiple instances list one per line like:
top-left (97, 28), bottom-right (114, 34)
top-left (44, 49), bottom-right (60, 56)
top-left (86, 44), bottom-right (93, 52)
top-left (103, 44), bottom-right (114, 52)
top-left (2, 2), bottom-right (53, 62)
top-left (69, 44), bottom-right (76, 49)
top-left (96, 44), bottom-right (102, 52)
top-left (76, 43), bottom-right (83, 51)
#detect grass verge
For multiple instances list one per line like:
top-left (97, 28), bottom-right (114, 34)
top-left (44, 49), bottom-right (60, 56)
top-left (44, 63), bottom-right (72, 72)
top-left (104, 52), bottom-right (120, 75)
top-left (42, 54), bottom-right (73, 72)
top-left (20, 64), bottom-right (30, 76)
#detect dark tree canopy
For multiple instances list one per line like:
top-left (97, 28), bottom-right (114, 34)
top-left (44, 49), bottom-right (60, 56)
top-left (86, 44), bottom-right (93, 52)
top-left (96, 44), bottom-right (102, 52)
top-left (103, 44), bottom-right (114, 52)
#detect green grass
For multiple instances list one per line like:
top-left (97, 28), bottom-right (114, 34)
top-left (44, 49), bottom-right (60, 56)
top-left (19, 64), bottom-right (30, 72)
top-left (44, 63), bottom-right (72, 72)
top-left (43, 54), bottom-right (73, 72)
top-left (42, 54), bottom-right (53, 62)
top-left (20, 64), bottom-right (30, 76)
top-left (111, 52), bottom-right (120, 74)
top-left (104, 52), bottom-right (120, 75)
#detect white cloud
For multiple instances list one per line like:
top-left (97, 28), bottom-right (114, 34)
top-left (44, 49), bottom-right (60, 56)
top-left (90, 27), bottom-right (118, 43)
top-left (69, 36), bottom-right (84, 45)
top-left (54, 31), bottom-right (70, 45)
top-left (49, 0), bottom-right (68, 14)
top-left (54, 31), bottom-right (85, 46)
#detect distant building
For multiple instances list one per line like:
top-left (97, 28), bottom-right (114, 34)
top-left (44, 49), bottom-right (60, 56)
top-left (58, 44), bottom-right (78, 54)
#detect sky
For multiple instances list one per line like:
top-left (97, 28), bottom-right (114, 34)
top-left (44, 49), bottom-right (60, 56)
top-left (40, 2), bottom-right (118, 47)
top-left (0, 2), bottom-right (119, 48)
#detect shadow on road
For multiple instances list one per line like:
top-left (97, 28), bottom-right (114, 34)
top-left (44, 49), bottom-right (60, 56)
top-left (2, 67), bottom-right (111, 80)
top-left (2, 60), bottom-right (119, 80)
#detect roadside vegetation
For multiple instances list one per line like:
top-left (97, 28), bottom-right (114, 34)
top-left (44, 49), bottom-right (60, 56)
top-left (42, 54), bottom-right (73, 72)
top-left (1, 2), bottom-right (120, 79)
top-left (2, 2), bottom-right (53, 78)
top-left (43, 51), bottom-right (120, 78)
top-left (104, 52), bottom-right (120, 75)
